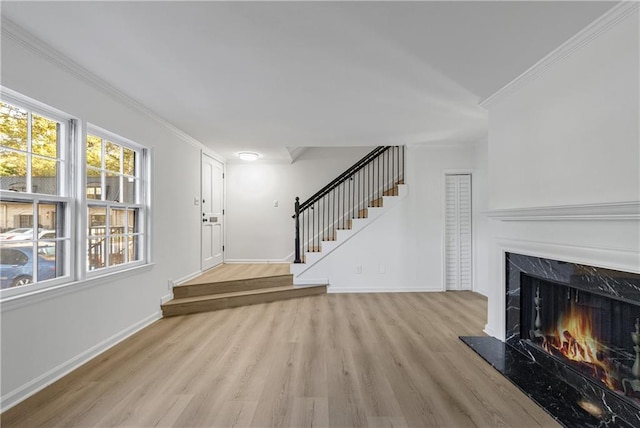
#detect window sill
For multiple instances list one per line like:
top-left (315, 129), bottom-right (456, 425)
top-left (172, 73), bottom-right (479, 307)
top-left (0, 263), bottom-right (155, 312)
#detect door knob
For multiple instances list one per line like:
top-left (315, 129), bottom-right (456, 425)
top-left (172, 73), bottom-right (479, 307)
top-left (203, 218), bottom-right (208, 223)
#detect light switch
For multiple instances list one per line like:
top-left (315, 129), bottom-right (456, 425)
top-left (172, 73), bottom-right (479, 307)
top-left (194, 197), bottom-right (199, 206)
top-left (273, 200), bottom-right (278, 207)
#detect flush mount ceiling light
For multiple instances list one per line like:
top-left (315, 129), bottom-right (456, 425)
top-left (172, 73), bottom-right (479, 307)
top-left (237, 151), bottom-right (260, 161)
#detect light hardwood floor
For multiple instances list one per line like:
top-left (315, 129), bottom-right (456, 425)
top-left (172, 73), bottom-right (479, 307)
top-left (2, 292), bottom-right (559, 427)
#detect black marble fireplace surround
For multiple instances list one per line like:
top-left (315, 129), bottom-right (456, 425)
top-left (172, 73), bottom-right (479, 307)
top-left (461, 253), bottom-right (640, 428)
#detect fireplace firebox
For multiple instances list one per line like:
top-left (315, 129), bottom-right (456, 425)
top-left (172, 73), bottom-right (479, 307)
top-left (521, 274), bottom-right (640, 407)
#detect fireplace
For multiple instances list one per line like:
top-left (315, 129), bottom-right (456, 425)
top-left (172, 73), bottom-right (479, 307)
top-left (462, 252), bottom-right (640, 427)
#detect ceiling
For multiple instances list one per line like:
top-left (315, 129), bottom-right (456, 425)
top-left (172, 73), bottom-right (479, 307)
top-left (1, 1), bottom-right (616, 162)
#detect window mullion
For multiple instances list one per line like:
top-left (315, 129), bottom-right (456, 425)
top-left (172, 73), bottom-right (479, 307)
top-left (32, 198), bottom-right (39, 282)
top-left (119, 175), bottom-right (123, 204)
top-left (73, 121), bottom-right (82, 281)
top-left (105, 202), bottom-right (110, 268)
top-left (26, 111), bottom-right (32, 193)
top-left (119, 146), bottom-right (124, 204)
top-left (134, 152), bottom-right (139, 205)
top-left (100, 138), bottom-right (106, 202)
top-left (58, 121), bottom-right (65, 198)
top-left (0, 191), bottom-right (69, 203)
top-left (124, 207), bottom-right (129, 263)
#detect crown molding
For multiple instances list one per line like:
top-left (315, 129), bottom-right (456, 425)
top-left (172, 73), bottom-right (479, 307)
top-left (486, 201), bottom-right (640, 222)
top-left (286, 146), bottom-right (309, 164)
top-left (481, 1), bottom-right (640, 109)
top-left (1, 17), bottom-right (224, 159)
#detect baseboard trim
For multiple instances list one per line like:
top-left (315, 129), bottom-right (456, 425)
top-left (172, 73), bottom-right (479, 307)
top-left (160, 293), bottom-right (173, 305)
top-left (293, 278), bottom-right (329, 286)
top-left (0, 311), bottom-right (161, 412)
top-left (224, 258), bottom-right (292, 264)
top-left (327, 287), bottom-right (440, 293)
top-left (169, 270), bottom-right (202, 289)
top-left (473, 288), bottom-right (489, 297)
top-left (483, 324), bottom-right (502, 340)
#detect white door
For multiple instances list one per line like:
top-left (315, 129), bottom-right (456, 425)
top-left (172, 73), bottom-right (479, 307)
top-left (445, 174), bottom-right (471, 291)
top-left (202, 153), bottom-right (224, 270)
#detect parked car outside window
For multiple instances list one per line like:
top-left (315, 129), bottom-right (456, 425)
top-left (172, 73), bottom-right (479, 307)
top-left (0, 228), bottom-right (33, 241)
top-left (0, 246), bottom-right (56, 288)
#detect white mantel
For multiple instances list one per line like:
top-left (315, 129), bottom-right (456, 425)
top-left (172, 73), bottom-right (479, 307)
top-left (483, 202), bottom-right (640, 340)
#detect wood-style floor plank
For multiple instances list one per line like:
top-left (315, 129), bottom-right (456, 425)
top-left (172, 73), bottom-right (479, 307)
top-left (290, 397), bottom-right (330, 428)
top-left (1, 292), bottom-right (560, 428)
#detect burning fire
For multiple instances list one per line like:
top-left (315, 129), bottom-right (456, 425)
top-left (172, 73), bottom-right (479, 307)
top-left (542, 305), bottom-right (616, 390)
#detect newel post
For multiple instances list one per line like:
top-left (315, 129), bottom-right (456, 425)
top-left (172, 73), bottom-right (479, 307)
top-left (294, 197), bottom-right (301, 263)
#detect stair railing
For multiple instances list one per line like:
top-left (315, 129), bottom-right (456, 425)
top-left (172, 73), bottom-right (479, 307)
top-left (293, 145), bottom-right (405, 263)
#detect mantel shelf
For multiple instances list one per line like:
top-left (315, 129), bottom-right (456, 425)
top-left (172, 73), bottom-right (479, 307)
top-left (485, 201), bottom-right (640, 221)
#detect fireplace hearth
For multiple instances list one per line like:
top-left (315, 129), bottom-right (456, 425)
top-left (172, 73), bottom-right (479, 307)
top-left (462, 253), bottom-right (640, 428)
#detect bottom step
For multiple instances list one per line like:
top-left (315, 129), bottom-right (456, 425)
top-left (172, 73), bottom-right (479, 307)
top-left (162, 284), bottom-right (327, 317)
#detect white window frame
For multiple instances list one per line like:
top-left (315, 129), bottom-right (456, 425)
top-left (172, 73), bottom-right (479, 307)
top-left (0, 89), bottom-right (75, 297)
top-left (83, 125), bottom-right (150, 277)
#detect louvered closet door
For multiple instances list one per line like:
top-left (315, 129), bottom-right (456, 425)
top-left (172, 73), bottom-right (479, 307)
top-left (445, 174), bottom-right (472, 291)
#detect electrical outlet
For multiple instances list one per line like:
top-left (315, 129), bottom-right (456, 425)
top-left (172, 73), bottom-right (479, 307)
top-left (194, 197), bottom-right (199, 206)
top-left (356, 265), bottom-right (362, 274)
top-left (273, 200), bottom-right (278, 207)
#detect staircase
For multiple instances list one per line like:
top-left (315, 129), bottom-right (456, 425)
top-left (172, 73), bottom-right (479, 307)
top-left (292, 146), bottom-right (406, 279)
top-left (162, 264), bottom-right (326, 317)
top-left (291, 182), bottom-right (407, 278)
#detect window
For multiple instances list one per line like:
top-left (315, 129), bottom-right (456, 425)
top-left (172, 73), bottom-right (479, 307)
top-left (0, 98), bottom-right (70, 289)
top-left (1, 89), bottom-right (150, 295)
top-left (85, 129), bottom-right (147, 272)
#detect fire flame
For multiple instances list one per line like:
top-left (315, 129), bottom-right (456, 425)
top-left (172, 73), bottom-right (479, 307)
top-left (542, 306), bottom-right (616, 390)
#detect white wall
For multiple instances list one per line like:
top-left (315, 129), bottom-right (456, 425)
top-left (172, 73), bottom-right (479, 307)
top-left (296, 143), bottom-right (483, 293)
top-left (488, 9), bottom-right (639, 210)
top-left (1, 28), bottom-right (206, 409)
top-left (225, 147), bottom-right (372, 262)
top-left (483, 8), bottom-right (640, 339)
